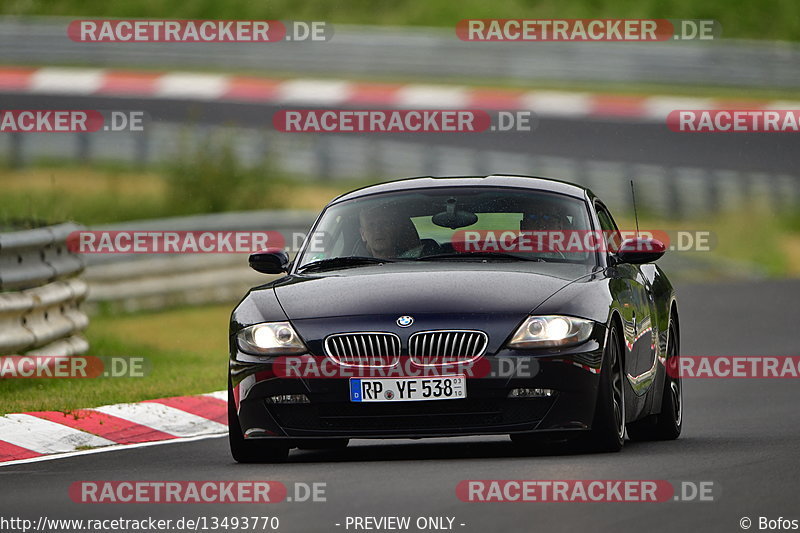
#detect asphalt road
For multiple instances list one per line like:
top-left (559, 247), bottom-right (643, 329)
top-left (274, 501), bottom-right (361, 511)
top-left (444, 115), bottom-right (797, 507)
top-left (1, 280), bottom-right (798, 533)
top-left (2, 93), bottom-right (797, 175)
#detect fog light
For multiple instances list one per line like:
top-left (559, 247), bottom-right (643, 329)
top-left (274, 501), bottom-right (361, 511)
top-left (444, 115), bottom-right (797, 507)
top-left (508, 388), bottom-right (556, 398)
top-left (265, 394), bottom-right (310, 404)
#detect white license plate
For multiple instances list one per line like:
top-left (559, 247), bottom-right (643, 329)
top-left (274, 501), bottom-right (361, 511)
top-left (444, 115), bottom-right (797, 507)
top-left (350, 375), bottom-right (466, 402)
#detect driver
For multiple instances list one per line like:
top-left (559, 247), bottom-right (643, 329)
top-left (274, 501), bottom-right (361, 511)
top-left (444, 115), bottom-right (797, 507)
top-left (520, 203), bottom-right (566, 232)
top-left (359, 205), bottom-right (425, 259)
top-left (518, 201), bottom-right (568, 256)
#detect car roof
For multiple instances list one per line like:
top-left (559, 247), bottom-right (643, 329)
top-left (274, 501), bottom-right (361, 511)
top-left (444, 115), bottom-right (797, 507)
top-left (329, 175), bottom-right (594, 205)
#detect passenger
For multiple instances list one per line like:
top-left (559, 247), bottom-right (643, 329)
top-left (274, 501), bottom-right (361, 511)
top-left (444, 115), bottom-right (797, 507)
top-left (520, 203), bottom-right (566, 232)
top-left (359, 206), bottom-right (425, 259)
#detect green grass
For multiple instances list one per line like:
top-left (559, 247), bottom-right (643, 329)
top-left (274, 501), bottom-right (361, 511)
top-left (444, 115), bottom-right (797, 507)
top-left (696, 212), bottom-right (794, 277)
top-left (0, 304), bottom-right (232, 414)
top-left (616, 210), bottom-right (800, 278)
top-left (0, 162), bottom-right (368, 226)
top-left (3, 0), bottom-right (800, 41)
top-left (0, 173), bottom-right (169, 227)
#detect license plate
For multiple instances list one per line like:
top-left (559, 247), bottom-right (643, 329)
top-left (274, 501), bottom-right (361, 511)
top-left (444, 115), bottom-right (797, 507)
top-left (350, 375), bottom-right (466, 402)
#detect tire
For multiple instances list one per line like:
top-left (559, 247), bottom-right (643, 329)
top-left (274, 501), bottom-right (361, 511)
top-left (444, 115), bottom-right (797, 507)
top-left (294, 439), bottom-right (350, 450)
top-left (228, 381), bottom-right (290, 463)
top-left (627, 320), bottom-right (682, 441)
top-left (584, 325), bottom-right (625, 453)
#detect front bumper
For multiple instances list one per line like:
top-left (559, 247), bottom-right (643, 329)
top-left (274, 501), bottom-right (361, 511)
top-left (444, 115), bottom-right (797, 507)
top-left (231, 346), bottom-right (605, 440)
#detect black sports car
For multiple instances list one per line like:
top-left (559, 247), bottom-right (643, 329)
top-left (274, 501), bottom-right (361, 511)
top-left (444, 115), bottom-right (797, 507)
top-left (228, 175), bottom-right (682, 462)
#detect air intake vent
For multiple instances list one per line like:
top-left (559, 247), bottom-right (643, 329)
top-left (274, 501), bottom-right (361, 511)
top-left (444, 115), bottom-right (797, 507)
top-left (324, 332), bottom-right (401, 367)
top-left (408, 330), bottom-right (488, 365)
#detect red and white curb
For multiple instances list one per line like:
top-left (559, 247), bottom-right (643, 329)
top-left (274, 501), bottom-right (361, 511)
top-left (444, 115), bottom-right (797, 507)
top-left (1, 66), bottom-right (797, 122)
top-left (0, 390), bottom-right (227, 465)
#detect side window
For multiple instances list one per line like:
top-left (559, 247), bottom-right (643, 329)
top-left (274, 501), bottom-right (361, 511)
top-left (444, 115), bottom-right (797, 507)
top-left (595, 203), bottom-right (621, 252)
top-left (326, 215), bottom-right (346, 256)
top-left (305, 215), bottom-right (345, 261)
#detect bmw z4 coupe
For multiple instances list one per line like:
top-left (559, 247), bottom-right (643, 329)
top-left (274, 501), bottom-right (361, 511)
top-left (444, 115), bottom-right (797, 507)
top-left (228, 175), bottom-right (682, 462)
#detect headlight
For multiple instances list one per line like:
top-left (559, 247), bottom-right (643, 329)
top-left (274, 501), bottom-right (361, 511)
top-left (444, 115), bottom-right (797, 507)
top-left (507, 315), bottom-right (595, 349)
top-left (236, 322), bottom-right (307, 356)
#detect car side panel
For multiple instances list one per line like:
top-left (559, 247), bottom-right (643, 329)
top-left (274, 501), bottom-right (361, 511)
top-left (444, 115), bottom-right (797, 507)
top-left (641, 263), bottom-right (678, 416)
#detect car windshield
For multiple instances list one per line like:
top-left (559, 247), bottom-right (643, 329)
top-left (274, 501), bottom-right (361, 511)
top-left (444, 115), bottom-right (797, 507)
top-left (294, 186), bottom-right (596, 270)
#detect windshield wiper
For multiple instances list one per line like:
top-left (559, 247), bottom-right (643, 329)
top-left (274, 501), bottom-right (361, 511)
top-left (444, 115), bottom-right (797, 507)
top-left (296, 256), bottom-right (395, 273)
top-left (415, 252), bottom-right (544, 262)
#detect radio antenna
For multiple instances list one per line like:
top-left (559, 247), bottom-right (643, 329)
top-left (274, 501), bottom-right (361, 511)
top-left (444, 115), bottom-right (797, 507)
top-left (630, 179), bottom-right (640, 238)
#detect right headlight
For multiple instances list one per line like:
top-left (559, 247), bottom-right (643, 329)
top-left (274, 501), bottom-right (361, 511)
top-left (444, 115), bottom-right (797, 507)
top-left (236, 322), bottom-right (307, 356)
top-left (507, 315), bottom-right (595, 349)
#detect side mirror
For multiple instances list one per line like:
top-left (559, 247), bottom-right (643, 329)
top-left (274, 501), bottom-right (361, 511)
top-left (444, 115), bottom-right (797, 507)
top-left (249, 250), bottom-right (289, 274)
top-left (614, 238), bottom-right (666, 264)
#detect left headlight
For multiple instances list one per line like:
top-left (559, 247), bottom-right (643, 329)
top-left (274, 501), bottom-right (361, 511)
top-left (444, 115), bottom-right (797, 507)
top-left (236, 322), bottom-right (307, 356)
top-left (507, 315), bottom-right (595, 349)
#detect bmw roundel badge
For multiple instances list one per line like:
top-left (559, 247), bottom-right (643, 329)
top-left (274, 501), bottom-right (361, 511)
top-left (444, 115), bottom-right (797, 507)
top-left (396, 315), bottom-right (414, 327)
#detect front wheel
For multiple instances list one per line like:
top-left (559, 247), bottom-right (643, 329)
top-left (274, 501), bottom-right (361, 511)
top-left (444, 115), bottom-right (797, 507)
top-left (228, 381), bottom-right (290, 463)
top-left (584, 325), bottom-right (625, 452)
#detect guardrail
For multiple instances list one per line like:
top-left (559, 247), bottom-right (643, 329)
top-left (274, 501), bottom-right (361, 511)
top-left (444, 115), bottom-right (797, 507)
top-left (0, 222), bottom-right (84, 291)
top-left (0, 223), bottom-right (89, 356)
top-left (82, 210), bottom-right (317, 313)
top-left (1, 18), bottom-right (799, 88)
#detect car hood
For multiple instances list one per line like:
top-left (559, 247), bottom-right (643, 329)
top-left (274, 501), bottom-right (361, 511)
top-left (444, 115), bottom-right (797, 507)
top-left (272, 262), bottom-right (594, 320)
